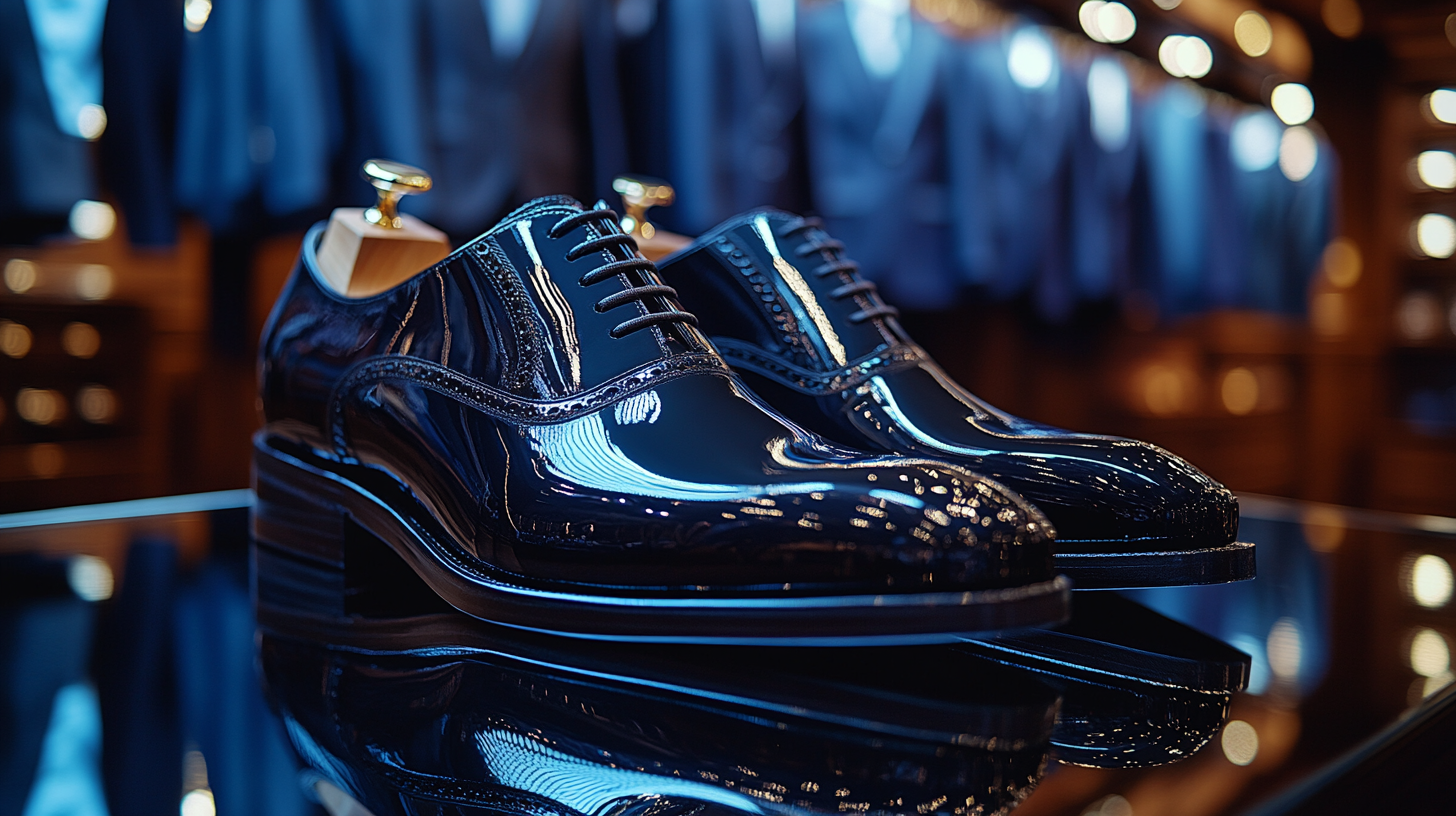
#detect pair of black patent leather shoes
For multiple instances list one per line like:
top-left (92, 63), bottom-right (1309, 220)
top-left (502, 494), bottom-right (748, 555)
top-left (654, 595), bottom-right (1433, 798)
top-left (252, 196), bottom-right (1249, 645)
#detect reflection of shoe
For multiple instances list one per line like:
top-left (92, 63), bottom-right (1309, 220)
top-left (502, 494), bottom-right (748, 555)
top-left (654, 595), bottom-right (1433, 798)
top-left (957, 593), bottom-right (1250, 767)
top-left (659, 210), bottom-right (1252, 589)
top-left (260, 620), bottom-right (1057, 816)
top-left (253, 197), bottom-right (1069, 643)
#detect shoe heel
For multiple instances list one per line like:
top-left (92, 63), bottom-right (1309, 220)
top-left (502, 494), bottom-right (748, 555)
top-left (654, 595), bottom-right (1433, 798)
top-left (252, 437), bottom-right (455, 622)
top-left (252, 442), bottom-right (349, 617)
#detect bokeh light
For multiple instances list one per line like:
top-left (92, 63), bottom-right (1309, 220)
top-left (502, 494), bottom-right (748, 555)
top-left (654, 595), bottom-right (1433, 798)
top-left (1271, 83), bottom-right (1314, 126)
top-left (1321, 0), bottom-right (1362, 39)
top-left (1417, 150), bottom-right (1456, 190)
top-left (76, 104), bottom-right (107, 141)
top-left (1322, 237), bottom-right (1362, 287)
top-left (1079, 2), bottom-right (1136, 45)
top-left (1409, 628), bottom-right (1450, 677)
top-left (4, 259), bottom-right (37, 293)
top-left (1429, 89), bottom-right (1456, 125)
top-left (0, 320), bottom-right (33, 359)
top-left (1405, 554), bottom-right (1454, 609)
top-left (16, 388), bottom-right (66, 426)
top-left (1088, 58), bottom-right (1131, 151)
top-left (1007, 27), bottom-right (1056, 90)
top-left (1279, 126), bottom-right (1318, 182)
top-left (1415, 213), bottom-right (1456, 258)
top-left (184, 0), bottom-right (213, 33)
top-left (69, 200), bottom-right (116, 241)
top-left (1397, 291), bottom-right (1442, 341)
top-left (1231, 111), bottom-right (1281, 172)
top-left (1234, 11), bottom-right (1272, 58)
top-left (62, 322), bottom-right (101, 359)
top-left (1221, 720), bottom-right (1259, 766)
top-left (67, 555), bottom-right (114, 601)
top-left (1159, 35), bottom-right (1212, 79)
top-left (1267, 617), bottom-right (1303, 680)
top-left (1221, 367), bottom-right (1258, 415)
top-left (76, 385), bottom-right (117, 424)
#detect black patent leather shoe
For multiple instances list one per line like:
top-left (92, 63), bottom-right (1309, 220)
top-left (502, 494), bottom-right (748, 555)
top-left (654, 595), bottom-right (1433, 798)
top-left (260, 625), bottom-right (1057, 816)
top-left (253, 197), bottom-right (1069, 643)
top-left (657, 209), bottom-right (1252, 589)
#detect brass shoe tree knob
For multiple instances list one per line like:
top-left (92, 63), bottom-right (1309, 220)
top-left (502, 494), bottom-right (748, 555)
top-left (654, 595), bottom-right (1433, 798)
top-left (362, 159), bottom-right (433, 229)
top-left (612, 175), bottom-right (690, 261)
top-left (612, 175), bottom-right (675, 240)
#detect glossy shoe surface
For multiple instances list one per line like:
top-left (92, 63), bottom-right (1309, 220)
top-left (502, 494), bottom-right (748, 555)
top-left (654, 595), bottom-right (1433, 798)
top-left (259, 620), bottom-right (1057, 816)
top-left (254, 197), bottom-right (1068, 643)
top-left (659, 210), bottom-right (1250, 588)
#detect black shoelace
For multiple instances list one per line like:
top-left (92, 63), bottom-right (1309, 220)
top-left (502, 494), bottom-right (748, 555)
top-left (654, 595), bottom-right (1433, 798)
top-left (781, 216), bottom-right (899, 324)
top-left (548, 208), bottom-right (699, 340)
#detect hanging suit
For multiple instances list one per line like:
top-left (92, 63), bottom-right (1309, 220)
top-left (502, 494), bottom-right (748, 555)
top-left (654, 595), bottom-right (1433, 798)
top-left (946, 25), bottom-right (1078, 319)
top-left (800, 2), bottom-right (955, 309)
top-left (0, 0), bottom-right (96, 243)
top-left (1069, 54), bottom-right (1139, 306)
top-left (328, 0), bottom-right (587, 240)
top-left (1140, 82), bottom-right (1210, 320)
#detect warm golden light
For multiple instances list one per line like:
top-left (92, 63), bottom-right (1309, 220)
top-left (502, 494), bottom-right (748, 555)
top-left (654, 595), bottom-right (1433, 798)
top-left (1417, 151), bottom-right (1456, 191)
top-left (1221, 367), bottom-right (1258, 415)
top-left (1221, 720), bottom-right (1259, 766)
top-left (1137, 363), bottom-right (1195, 416)
top-left (28, 443), bottom-right (64, 478)
top-left (1407, 554), bottom-right (1454, 609)
top-left (16, 388), bottom-right (65, 426)
top-left (0, 320), bottom-right (33, 359)
top-left (1415, 213), bottom-right (1456, 258)
top-left (1397, 291), bottom-right (1443, 341)
top-left (1320, 0), bottom-right (1362, 39)
top-left (1279, 126), bottom-right (1318, 182)
top-left (62, 322), bottom-right (101, 358)
top-left (1301, 505), bottom-right (1346, 552)
top-left (75, 265), bottom-right (114, 300)
top-left (76, 385), bottom-right (117, 424)
top-left (4, 259), bottom-right (37, 293)
top-left (1270, 83), bottom-right (1313, 125)
top-left (1234, 11), bottom-right (1272, 58)
top-left (1322, 237), bottom-right (1362, 287)
top-left (1410, 628), bottom-right (1450, 677)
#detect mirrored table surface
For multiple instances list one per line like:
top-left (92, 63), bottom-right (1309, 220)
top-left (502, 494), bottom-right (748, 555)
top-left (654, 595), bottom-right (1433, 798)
top-left (1, 490), bottom-right (1451, 816)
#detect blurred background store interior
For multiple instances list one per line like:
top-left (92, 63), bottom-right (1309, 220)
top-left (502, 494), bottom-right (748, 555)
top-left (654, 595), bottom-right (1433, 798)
top-left (5, 0), bottom-right (1456, 522)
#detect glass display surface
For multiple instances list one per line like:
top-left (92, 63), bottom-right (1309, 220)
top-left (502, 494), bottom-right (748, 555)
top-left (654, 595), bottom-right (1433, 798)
top-left (0, 490), bottom-right (1450, 816)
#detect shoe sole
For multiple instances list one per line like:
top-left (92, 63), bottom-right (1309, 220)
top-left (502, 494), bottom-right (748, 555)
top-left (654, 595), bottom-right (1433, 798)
top-left (251, 434), bottom-right (1071, 644)
top-left (1052, 542), bottom-right (1256, 589)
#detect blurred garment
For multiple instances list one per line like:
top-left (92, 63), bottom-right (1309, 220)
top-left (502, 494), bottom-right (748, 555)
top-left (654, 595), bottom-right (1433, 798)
top-left (0, 599), bottom-right (96, 816)
top-left (328, 0), bottom-right (586, 239)
top-left (613, 0), bottom-right (806, 234)
top-left (1141, 81), bottom-right (1210, 319)
top-left (99, 0), bottom-right (184, 246)
top-left (947, 25), bottom-right (1078, 319)
top-left (174, 0), bottom-right (339, 233)
top-left (1069, 55), bottom-right (1138, 304)
top-left (0, 0), bottom-right (96, 242)
top-left (800, 0), bottom-right (955, 309)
